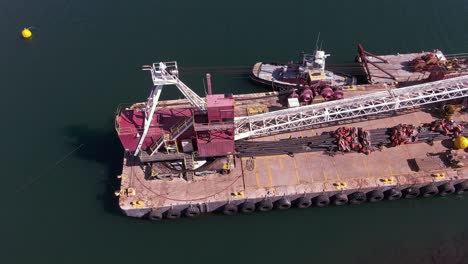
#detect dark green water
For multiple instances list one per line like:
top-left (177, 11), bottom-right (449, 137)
top-left (1, 0), bottom-right (468, 263)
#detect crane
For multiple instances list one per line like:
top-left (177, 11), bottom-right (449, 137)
top-left (133, 62), bottom-right (206, 156)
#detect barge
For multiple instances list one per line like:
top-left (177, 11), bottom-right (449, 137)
top-left (115, 49), bottom-right (468, 220)
top-left (251, 44), bottom-right (468, 106)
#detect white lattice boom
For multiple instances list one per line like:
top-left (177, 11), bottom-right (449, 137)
top-left (234, 75), bottom-right (468, 140)
top-left (148, 62), bottom-right (206, 111)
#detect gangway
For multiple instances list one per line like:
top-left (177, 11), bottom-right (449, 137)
top-left (234, 75), bottom-right (468, 140)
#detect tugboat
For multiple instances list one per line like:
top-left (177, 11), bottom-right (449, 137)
top-left (251, 50), bottom-right (357, 104)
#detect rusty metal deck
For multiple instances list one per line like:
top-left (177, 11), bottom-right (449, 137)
top-left (364, 53), bottom-right (432, 84)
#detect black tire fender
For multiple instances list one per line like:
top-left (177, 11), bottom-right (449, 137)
top-left (275, 198), bottom-right (291, 210)
top-left (421, 184), bottom-right (439, 198)
top-left (333, 193), bottom-right (348, 206)
top-left (296, 196), bottom-right (312, 209)
top-left (367, 190), bottom-right (384, 203)
top-left (455, 180), bottom-right (468, 195)
top-left (148, 210), bottom-right (163, 221)
top-left (313, 194), bottom-right (330, 207)
top-left (184, 206), bottom-right (201, 218)
top-left (385, 188), bottom-right (402, 201)
top-left (165, 208), bottom-right (181, 219)
top-left (257, 199), bottom-right (273, 212)
top-left (223, 203), bottom-right (238, 215)
top-left (349, 192), bottom-right (366, 205)
top-left (403, 187), bottom-right (420, 199)
top-left (438, 182), bottom-right (455, 197)
top-left (240, 201), bottom-right (256, 213)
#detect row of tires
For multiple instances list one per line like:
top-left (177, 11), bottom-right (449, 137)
top-left (147, 180), bottom-right (468, 220)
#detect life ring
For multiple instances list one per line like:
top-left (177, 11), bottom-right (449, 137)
top-left (296, 196), bottom-right (312, 208)
top-left (257, 199), bottom-right (273, 212)
top-left (184, 206), bottom-right (201, 218)
top-left (333, 193), bottom-right (348, 206)
top-left (240, 201), bottom-right (256, 213)
top-left (438, 182), bottom-right (455, 196)
top-left (367, 190), bottom-right (384, 202)
top-left (223, 203), bottom-right (238, 215)
top-left (421, 184), bottom-right (439, 198)
top-left (455, 180), bottom-right (468, 195)
top-left (275, 198), bottom-right (291, 210)
top-left (385, 188), bottom-right (402, 201)
top-left (313, 194), bottom-right (330, 207)
top-left (349, 192), bottom-right (366, 204)
top-left (165, 208), bottom-right (181, 219)
top-left (148, 210), bottom-right (163, 221)
top-left (403, 187), bottom-right (420, 199)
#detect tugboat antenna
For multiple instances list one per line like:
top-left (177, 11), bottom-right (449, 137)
top-left (315, 32), bottom-right (321, 51)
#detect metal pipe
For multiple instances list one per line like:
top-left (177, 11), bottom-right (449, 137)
top-left (206, 73), bottom-right (213, 95)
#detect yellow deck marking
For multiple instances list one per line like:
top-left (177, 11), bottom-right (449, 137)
top-left (330, 157), bottom-right (341, 180)
top-left (279, 159), bottom-right (284, 171)
top-left (378, 148), bottom-right (395, 176)
top-left (253, 159), bottom-right (260, 188)
top-left (256, 155), bottom-right (285, 160)
top-left (319, 155), bottom-right (328, 181)
top-left (266, 158), bottom-right (274, 187)
top-left (292, 157), bottom-right (301, 184)
top-left (363, 155), bottom-right (371, 178)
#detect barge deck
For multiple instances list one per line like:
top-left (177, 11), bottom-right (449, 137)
top-left (118, 110), bottom-right (468, 219)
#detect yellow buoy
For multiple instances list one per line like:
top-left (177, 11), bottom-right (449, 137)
top-left (453, 136), bottom-right (468, 149)
top-left (21, 28), bottom-right (32, 39)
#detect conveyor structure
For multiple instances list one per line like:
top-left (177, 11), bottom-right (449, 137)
top-left (234, 75), bottom-right (468, 140)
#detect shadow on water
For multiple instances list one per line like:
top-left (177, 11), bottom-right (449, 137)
top-left (64, 121), bottom-right (124, 216)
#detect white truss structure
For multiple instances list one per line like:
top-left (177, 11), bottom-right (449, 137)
top-left (147, 62), bottom-right (206, 111)
top-left (134, 85), bottom-right (163, 156)
top-left (234, 75), bottom-right (468, 140)
top-left (134, 61), bottom-right (205, 156)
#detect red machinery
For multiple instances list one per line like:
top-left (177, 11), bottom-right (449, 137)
top-left (390, 124), bottom-right (419, 146)
top-left (334, 127), bottom-right (372, 155)
top-left (429, 119), bottom-right (464, 137)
